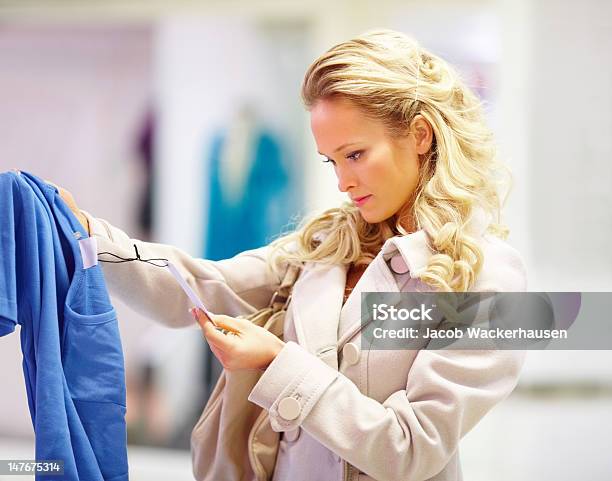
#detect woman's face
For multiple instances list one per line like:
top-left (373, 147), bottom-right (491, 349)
top-left (310, 96), bottom-right (433, 225)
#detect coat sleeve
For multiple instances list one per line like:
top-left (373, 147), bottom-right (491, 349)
top-left (247, 240), bottom-right (528, 481)
top-left (81, 210), bottom-right (286, 329)
top-left (249, 343), bottom-right (525, 481)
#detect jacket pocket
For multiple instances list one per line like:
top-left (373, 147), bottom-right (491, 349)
top-left (61, 305), bottom-right (128, 479)
top-left (62, 305), bottom-right (126, 405)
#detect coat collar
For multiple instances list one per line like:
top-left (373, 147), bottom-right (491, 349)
top-left (288, 207), bottom-right (491, 370)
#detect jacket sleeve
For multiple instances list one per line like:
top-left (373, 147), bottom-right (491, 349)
top-left (247, 243), bottom-right (528, 481)
top-left (249, 343), bottom-right (525, 481)
top-left (81, 210), bottom-right (286, 328)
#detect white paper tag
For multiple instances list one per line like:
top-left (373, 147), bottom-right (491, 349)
top-left (78, 237), bottom-right (98, 269)
top-left (166, 261), bottom-right (216, 319)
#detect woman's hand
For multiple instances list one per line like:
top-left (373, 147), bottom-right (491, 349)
top-left (191, 308), bottom-right (285, 371)
top-left (46, 179), bottom-right (90, 235)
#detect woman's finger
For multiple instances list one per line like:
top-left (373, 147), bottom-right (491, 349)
top-left (191, 308), bottom-right (225, 343)
top-left (191, 308), bottom-right (234, 349)
top-left (191, 307), bottom-right (208, 330)
top-left (200, 315), bottom-right (239, 349)
top-left (210, 314), bottom-right (245, 334)
top-left (191, 308), bottom-right (224, 331)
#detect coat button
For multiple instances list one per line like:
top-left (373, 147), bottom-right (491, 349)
top-left (342, 342), bottom-right (360, 365)
top-left (390, 254), bottom-right (409, 274)
top-left (284, 427), bottom-right (301, 442)
top-left (278, 397), bottom-right (301, 420)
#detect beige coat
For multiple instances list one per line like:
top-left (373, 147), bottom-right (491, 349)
top-left (82, 209), bottom-right (527, 481)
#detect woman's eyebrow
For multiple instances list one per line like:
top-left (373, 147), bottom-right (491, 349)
top-left (317, 141), bottom-right (361, 156)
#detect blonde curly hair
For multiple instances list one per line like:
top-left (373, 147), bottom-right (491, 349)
top-left (266, 29), bottom-right (512, 292)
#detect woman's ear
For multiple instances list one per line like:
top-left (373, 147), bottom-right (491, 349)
top-left (410, 115), bottom-right (433, 156)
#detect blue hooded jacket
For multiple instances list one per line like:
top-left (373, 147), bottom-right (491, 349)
top-left (0, 170), bottom-right (128, 481)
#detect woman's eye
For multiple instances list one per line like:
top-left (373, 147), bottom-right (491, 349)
top-left (322, 158), bottom-right (335, 165)
top-left (347, 150), bottom-right (362, 161)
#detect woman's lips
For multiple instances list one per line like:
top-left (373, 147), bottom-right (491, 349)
top-left (353, 195), bottom-right (372, 206)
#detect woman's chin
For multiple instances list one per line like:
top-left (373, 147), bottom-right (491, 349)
top-left (360, 206), bottom-right (402, 225)
top-left (359, 209), bottom-right (384, 224)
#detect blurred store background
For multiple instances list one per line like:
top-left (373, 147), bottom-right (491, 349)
top-left (0, 0), bottom-right (610, 480)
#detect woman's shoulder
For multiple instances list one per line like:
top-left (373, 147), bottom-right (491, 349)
top-left (474, 233), bottom-right (528, 292)
top-left (382, 228), bottom-right (527, 292)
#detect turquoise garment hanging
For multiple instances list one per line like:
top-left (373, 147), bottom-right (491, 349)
top-left (203, 128), bottom-right (293, 261)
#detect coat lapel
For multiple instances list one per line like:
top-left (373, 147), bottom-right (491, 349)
top-left (289, 230), bottom-right (434, 366)
top-left (289, 262), bottom-right (346, 366)
top-left (336, 230), bottom-right (435, 350)
top-left (289, 207), bottom-right (490, 368)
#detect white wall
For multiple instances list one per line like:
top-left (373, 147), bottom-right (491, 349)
top-left (498, 0), bottom-right (612, 383)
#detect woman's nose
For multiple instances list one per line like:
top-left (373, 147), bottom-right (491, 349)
top-left (336, 166), bottom-right (357, 192)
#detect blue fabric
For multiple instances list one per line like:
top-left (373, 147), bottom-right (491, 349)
top-left (204, 129), bottom-right (295, 260)
top-left (0, 171), bottom-right (128, 481)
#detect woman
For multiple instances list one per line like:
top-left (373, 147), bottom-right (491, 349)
top-left (61, 29), bottom-right (527, 481)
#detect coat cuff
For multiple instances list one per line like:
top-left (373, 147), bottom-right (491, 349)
top-left (247, 341), bottom-right (339, 432)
